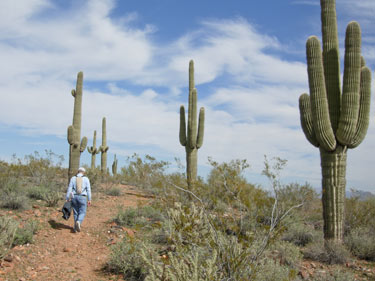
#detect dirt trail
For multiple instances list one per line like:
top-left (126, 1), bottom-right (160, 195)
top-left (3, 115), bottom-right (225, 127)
top-left (1, 185), bottom-right (147, 281)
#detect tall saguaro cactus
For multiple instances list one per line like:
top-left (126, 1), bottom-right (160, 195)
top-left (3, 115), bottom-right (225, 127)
top-left (112, 154), bottom-right (118, 176)
top-left (179, 60), bottom-right (205, 187)
top-left (99, 117), bottom-right (109, 173)
top-left (67, 72), bottom-right (88, 182)
top-left (299, 0), bottom-right (371, 242)
top-left (87, 130), bottom-right (100, 169)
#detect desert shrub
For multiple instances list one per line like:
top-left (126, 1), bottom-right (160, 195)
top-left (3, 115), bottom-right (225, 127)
top-left (120, 154), bottom-right (169, 192)
top-left (0, 216), bottom-right (18, 259)
top-left (27, 185), bottom-right (60, 207)
top-left (143, 246), bottom-right (224, 281)
top-left (27, 185), bottom-right (48, 200)
top-left (310, 267), bottom-right (355, 281)
top-left (267, 240), bottom-right (303, 269)
top-left (105, 237), bottom-right (148, 280)
top-left (0, 178), bottom-right (29, 210)
top-left (42, 189), bottom-right (60, 207)
top-left (345, 194), bottom-right (375, 232)
top-left (12, 220), bottom-right (39, 246)
top-left (303, 241), bottom-right (350, 265)
top-left (277, 182), bottom-right (320, 214)
top-left (114, 205), bottom-right (164, 229)
top-left (345, 226), bottom-right (375, 261)
top-left (282, 222), bottom-right (316, 246)
top-left (254, 258), bottom-right (298, 281)
top-left (105, 186), bottom-right (122, 196)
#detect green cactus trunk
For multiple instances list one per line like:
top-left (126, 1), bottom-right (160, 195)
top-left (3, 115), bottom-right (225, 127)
top-left (179, 60), bottom-right (205, 188)
top-left (112, 154), bottom-right (118, 176)
top-left (67, 72), bottom-right (88, 183)
top-left (298, 0), bottom-right (371, 243)
top-left (320, 147), bottom-right (347, 241)
top-left (87, 130), bottom-right (99, 169)
top-left (186, 147), bottom-right (198, 185)
top-left (100, 117), bottom-right (109, 173)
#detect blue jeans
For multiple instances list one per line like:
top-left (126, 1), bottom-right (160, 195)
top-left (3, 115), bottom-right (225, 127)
top-left (71, 195), bottom-right (87, 224)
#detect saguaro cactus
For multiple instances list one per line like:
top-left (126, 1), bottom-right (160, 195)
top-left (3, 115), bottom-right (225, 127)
top-left (67, 72), bottom-right (88, 182)
top-left (99, 117), bottom-right (109, 173)
top-left (87, 130), bottom-right (100, 169)
top-left (112, 154), bottom-right (118, 175)
top-left (299, 0), bottom-right (371, 242)
top-left (179, 60), bottom-right (205, 187)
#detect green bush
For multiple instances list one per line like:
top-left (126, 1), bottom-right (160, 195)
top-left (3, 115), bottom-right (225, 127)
top-left (105, 186), bottom-right (122, 196)
top-left (303, 241), bottom-right (350, 265)
top-left (12, 220), bottom-right (39, 246)
top-left (42, 190), bottom-right (60, 207)
top-left (267, 240), bottom-right (302, 269)
top-left (120, 154), bottom-right (169, 192)
top-left (27, 185), bottom-right (48, 200)
top-left (282, 222), bottom-right (316, 247)
top-left (310, 267), bottom-right (355, 281)
top-left (105, 237), bottom-right (148, 280)
top-left (0, 216), bottom-right (18, 259)
top-left (345, 195), bottom-right (375, 231)
top-left (113, 205), bottom-right (164, 229)
top-left (345, 226), bottom-right (375, 261)
top-left (254, 258), bottom-right (297, 281)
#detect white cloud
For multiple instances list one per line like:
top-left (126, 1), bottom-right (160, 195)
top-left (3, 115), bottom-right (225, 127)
top-left (0, 0), bottom-right (374, 193)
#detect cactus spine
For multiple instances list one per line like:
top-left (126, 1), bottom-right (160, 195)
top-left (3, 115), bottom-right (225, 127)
top-left (112, 154), bottom-right (118, 175)
top-left (87, 130), bottom-right (99, 169)
top-left (179, 60), bottom-right (205, 187)
top-left (299, 0), bottom-right (371, 242)
top-left (67, 72), bottom-right (88, 182)
top-left (99, 117), bottom-right (109, 173)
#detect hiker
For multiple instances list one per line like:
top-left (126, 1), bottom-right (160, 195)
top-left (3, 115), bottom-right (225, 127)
top-left (66, 167), bottom-right (91, 232)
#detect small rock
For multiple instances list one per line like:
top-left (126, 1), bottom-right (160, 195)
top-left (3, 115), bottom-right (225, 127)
top-left (63, 247), bottom-right (70, 252)
top-left (19, 277), bottom-right (26, 281)
top-left (310, 262), bottom-right (316, 269)
top-left (298, 270), bottom-right (309, 280)
top-left (4, 254), bottom-right (13, 262)
top-left (3, 262), bottom-right (13, 268)
top-left (32, 205), bottom-right (40, 209)
top-left (14, 255), bottom-right (21, 262)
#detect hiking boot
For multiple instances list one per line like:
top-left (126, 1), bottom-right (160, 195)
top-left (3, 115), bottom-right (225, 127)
top-left (75, 221), bottom-right (81, 232)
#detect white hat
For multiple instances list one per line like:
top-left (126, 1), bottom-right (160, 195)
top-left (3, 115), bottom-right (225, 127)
top-left (78, 167), bottom-right (86, 173)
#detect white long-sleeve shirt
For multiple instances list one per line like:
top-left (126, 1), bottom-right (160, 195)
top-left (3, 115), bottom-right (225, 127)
top-left (66, 173), bottom-right (91, 201)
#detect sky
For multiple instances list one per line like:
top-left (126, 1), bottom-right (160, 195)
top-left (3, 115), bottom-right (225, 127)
top-left (0, 0), bottom-right (374, 192)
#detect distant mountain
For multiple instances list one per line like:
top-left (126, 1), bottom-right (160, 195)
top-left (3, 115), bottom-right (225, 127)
top-left (346, 189), bottom-right (375, 200)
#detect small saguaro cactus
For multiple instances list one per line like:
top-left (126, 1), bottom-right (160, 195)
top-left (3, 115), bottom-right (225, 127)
top-left (67, 72), bottom-right (88, 182)
top-left (99, 117), bottom-right (109, 173)
top-left (112, 154), bottom-right (118, 176)
top-left (87, 130), bottom-right (100, 169)
top-left (298, 0), bottom-right (371, 243)
top-left (179, 60), bottom-right (205, 187)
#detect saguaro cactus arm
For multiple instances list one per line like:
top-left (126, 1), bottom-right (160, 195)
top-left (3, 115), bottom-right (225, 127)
top-left (299, 94), bottom-right (319, 147)
top-left (348, 66), bottom-right (372, 148)
top-left (80, 137), bottom-right (88, 152)
top-left (336, 22), bottom-right (362, 144)
top-left (196, 107), bottom-right (205, 149)
top-left (179, 105), bottom-right (187, 146)
top-left (306, 36), bottom-right (336, 151)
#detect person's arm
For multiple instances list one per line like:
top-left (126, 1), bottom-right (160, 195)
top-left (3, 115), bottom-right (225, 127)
top-left (86, 177), bottom-right (92, 205)
top-left (66, 177), bottom-right (74, 201)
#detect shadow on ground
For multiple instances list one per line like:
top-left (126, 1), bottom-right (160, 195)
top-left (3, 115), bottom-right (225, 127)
top-left (48, 219), bottom-right (73, 231)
